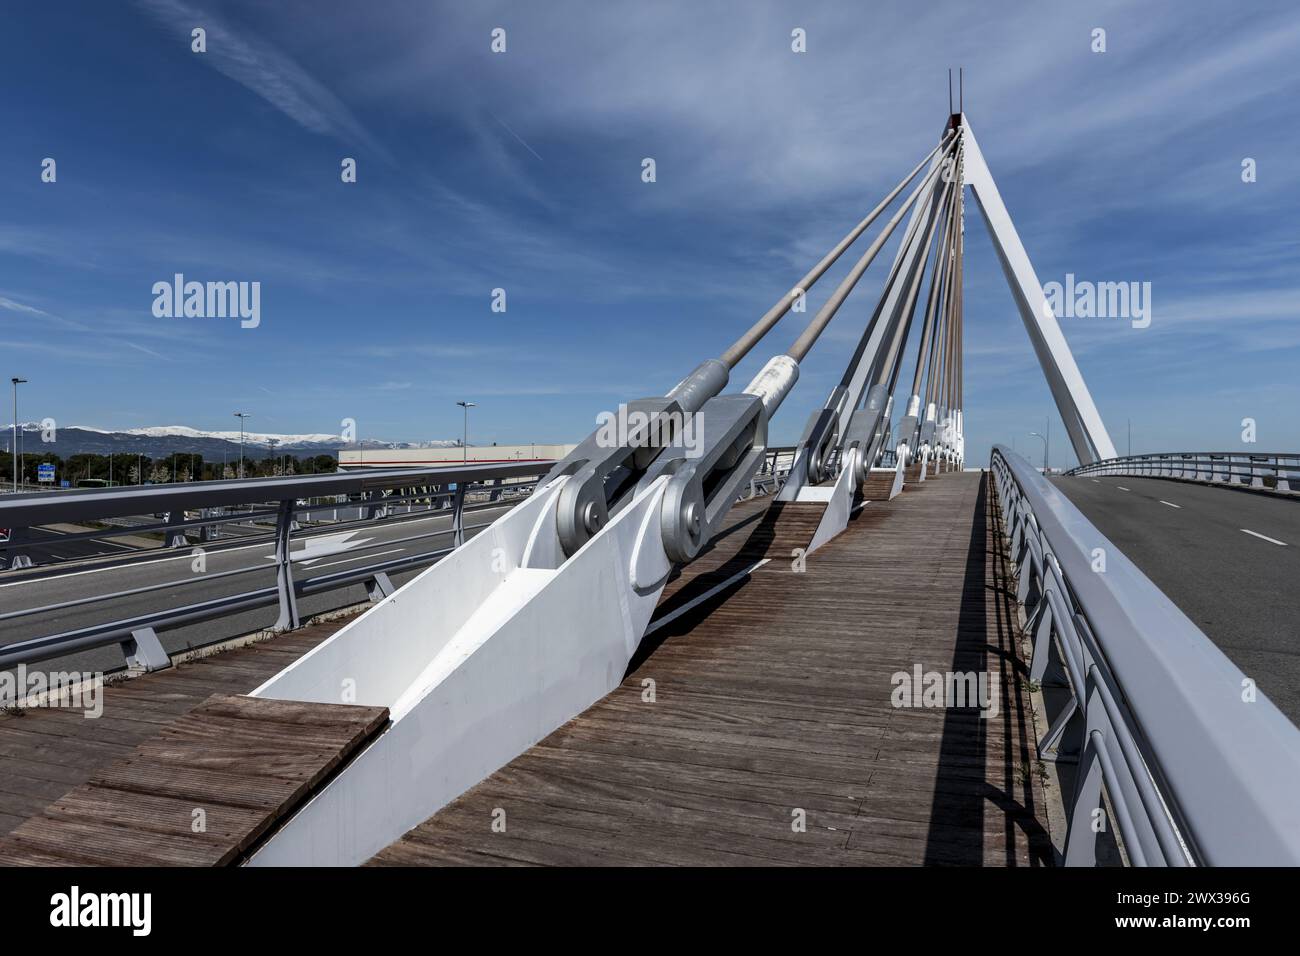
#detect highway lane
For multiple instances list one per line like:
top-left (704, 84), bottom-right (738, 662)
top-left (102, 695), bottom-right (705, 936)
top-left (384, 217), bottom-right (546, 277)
top-left (0, 502), bottom-right (516, 681)
top-left (1052, 475), bottom-right (1300, 725)
top-left (14, 527), bottom-right (139, 563)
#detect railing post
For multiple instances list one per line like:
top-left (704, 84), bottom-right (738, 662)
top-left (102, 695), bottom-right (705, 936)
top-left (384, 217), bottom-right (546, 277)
top-left (120, 626), bottom-right (171, 672)
top-left (1063, 692), bottom-right (1106, 866)
top-left (2, 526), bottom-right (34, 570)
top-left (164, 509), bottom-right (189, 548)
top-left (367, 571), bottom-right (395, 602)
top-left (1027, 595), bottom-right (1055, 684)
top-left (273, 498), bottom-right (300, 631)
top-left (365, 491), bottom-right (388, 521)
top-left (452, 483), bottom-right (468, 548)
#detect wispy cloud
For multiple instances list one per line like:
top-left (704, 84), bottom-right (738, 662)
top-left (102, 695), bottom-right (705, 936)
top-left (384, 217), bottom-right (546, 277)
top-left (0, 294), bottom-right (92, 332)
top-left (135, 0), bottom-right (394, 162)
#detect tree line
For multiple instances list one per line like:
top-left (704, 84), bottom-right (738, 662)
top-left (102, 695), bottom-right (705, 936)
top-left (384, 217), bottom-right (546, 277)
top-left (0, 451), bottom-right (339, 486)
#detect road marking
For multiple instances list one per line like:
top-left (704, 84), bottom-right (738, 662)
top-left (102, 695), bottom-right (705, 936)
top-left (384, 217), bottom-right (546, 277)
top-left (1241, 529), bottom-right (1287, 547)
top-left (1090, 479), bottom-right (1100, 483)
top-left (1117, 486), bottom-right (1130, 491)
top-left (1159, 500), bottom-right (1181, 509)
top-left (307, 548), bottom-right (406, 571)
top-left (267, 530), bottom-right (377, 566)
top-left (645, 558), bottom-right (770, 636)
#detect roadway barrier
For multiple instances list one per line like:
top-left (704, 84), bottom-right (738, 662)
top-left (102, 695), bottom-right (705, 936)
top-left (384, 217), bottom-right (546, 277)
top-left (0, 449), bottom-right (797, 675)
top-left (0, 462), bottom-right (552, 672)
top-left (992, 445), bottom-right (1300, 865)
top-left (1065, 451), bottom-right (1300, 494)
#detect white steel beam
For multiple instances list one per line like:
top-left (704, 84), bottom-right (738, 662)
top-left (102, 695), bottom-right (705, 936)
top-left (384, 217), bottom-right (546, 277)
top-left (960, 117), bottom-right (1117, 464)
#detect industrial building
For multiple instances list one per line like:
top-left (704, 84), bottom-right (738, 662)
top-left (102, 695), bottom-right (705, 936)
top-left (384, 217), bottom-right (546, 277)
top-left (336, 444), bottom-right (574, 470)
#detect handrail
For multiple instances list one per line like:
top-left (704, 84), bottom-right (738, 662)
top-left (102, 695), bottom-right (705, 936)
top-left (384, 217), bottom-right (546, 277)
top-left (0, 462), bottom-right (554, 679)
top-left (991, 445), bottom-right (1300, 866)
top-left (1065, 452), bottom-right (1300, 495)
top-left (0, 451), bottom-right (799, 677)
top-left (0, 460), bottom-right (550, 526)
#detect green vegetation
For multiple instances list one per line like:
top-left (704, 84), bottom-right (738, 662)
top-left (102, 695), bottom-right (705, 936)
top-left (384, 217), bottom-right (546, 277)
top-left (0, 451), bottom-right (338, 486)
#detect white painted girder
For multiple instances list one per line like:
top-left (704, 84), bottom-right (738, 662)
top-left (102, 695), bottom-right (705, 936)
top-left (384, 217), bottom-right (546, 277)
top-left (959, 117), bottom-right (1117, 464)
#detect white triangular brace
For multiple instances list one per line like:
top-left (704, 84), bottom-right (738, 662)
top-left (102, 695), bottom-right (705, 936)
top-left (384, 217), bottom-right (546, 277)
top-left (960, 116), bottom-right (1116, 464)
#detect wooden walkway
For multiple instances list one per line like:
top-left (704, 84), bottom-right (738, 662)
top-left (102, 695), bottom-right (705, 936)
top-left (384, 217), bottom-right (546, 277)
top-left (0, 622), bottom-right (347, 839)
top-left (370, 471), bottom-right (1052, 866)
top-left (0, 694), bottom-right (387, 866)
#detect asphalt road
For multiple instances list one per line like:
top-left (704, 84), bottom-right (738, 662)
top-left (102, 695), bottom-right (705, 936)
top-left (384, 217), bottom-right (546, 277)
top-left (0, 502), bottom-right (515, 679)
top-left (20, 526), bottom-right (140, 562)
top-left (1052, 475), bottom-right (1300, 725)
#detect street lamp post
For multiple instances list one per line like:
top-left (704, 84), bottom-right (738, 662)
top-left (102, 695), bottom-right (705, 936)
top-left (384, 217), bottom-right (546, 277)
top-left (456, 401), bottom-right (477, 463)
top-left (1029, 431), bottom-right (1049, 474)
top-left (234, 412), bottom-right (250, 479)
top-left (11, 377), bottom-right (27, 493)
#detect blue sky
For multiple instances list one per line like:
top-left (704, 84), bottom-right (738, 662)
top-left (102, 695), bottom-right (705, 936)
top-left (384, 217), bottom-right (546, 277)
top-left (2, 0), bottom-right (1298, 466)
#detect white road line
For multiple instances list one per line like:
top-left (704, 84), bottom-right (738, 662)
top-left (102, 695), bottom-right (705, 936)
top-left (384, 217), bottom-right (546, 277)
top-left (306, 548), bottom-right (407, 571)
top-left (1117, 486), bottom-right (1130, 491)
top-left (1241, 529), bottom-right (1288, 547)
top-left (644, 558), bottom-right (771, 636)
top-left (1160, 500), bottom-right (1181, 509)
top-left (1090, 479), bottom-right (1101, 483)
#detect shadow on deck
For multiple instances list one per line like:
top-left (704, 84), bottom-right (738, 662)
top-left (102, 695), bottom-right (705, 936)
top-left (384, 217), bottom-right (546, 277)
top-left (371, 471), bottom-right (1053, 866)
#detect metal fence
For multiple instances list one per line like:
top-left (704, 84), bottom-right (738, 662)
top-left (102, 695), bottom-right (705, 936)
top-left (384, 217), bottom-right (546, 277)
top-left (0, 448), bottom-right (798, 675)
top-left (1065, 451), bottom-right (1300, 494)
top-left (991, 445), bottom-right (1300, 866)
top-left (0, 462), bottom-right (552, 672)
top-left (741, 446), bottom-right (795, 499)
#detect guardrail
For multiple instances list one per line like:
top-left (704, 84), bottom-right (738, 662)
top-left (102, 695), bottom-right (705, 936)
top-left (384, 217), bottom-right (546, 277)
top-left (0, 448), bottom-right (799, 676)
top-left (1065, 451), bottom-right (1300, 495)
top-left (0, 462), bottom-right (552, 673)
top-left (741, 446), bottom-right (795, 500)
top-left (991, 445), bottom-right (1300, 866)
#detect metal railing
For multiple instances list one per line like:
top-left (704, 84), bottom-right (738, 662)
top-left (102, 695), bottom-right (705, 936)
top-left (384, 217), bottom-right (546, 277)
top-left (1065, 451), bottom-right (1300, 494)
top-left (0, 449), bottom-right (799, 676)
top-left (740, 446), bottom-right (796, 500)
top-left (0, 462), bottom-right (551, 673)
top-left (991, 445), bottom-right (1300, 866)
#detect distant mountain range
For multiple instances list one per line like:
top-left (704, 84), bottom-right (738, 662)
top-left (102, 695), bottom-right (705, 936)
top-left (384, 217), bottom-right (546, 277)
top-left (1, 423), bottom-right (460, 460)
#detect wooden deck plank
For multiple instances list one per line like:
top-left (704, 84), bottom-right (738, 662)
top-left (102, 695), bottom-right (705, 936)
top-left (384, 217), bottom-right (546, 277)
top-left (0, 693), bottom-right (388, 865)
top-left (0, 618), bottom-right (347, 837)
top-left (371, 471), bottom-right (1053, 867)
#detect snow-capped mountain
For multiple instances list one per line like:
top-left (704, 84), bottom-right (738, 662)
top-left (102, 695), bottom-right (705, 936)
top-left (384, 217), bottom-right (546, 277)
top-left (76, 425), bottom-right (351, 447)
top-left (2, 423), bottom-right (460, 458)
